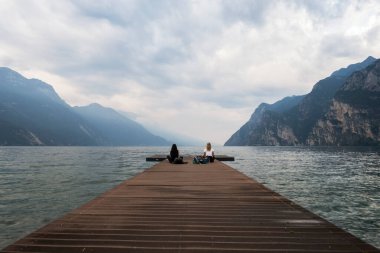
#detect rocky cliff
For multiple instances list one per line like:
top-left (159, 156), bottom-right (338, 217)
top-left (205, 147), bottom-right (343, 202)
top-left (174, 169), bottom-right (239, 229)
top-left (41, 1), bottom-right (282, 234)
top-left (307, 60), bottom-right (380, 145)
top-left (225, 97), bottom-right (302, 145)
top-left (225, 56), bottom-right (379, 146)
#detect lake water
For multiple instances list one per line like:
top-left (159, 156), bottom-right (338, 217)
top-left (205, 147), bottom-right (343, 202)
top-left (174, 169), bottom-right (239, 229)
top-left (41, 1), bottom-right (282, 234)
top-left (0, 146), bottom-right (379, 249)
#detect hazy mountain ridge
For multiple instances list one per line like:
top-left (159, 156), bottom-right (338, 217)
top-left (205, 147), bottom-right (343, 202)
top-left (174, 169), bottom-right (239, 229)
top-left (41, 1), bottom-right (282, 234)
top-left (74, 103), bottom-right (169, 146)
top-left (225, 56), bottom-right (379, 146)
top-left (0, 67), bottom-right (169, 146)
top-left (0, 68), bottom-right (99, 145)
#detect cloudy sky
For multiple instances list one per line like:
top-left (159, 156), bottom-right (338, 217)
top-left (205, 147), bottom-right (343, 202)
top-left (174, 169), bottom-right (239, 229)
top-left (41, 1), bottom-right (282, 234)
top-left (1, 0), bottom-right (380, 144)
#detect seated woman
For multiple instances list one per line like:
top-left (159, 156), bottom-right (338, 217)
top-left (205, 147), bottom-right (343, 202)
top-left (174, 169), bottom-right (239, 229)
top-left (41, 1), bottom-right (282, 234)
top-left (167, 144), bottom-right (183, 163)
top-left (203, 142), bottom-right (215, 163)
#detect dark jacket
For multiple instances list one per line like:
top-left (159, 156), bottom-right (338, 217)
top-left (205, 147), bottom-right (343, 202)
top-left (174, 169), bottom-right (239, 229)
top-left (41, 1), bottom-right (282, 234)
top-left (170, 149), bottom-right (179, 161)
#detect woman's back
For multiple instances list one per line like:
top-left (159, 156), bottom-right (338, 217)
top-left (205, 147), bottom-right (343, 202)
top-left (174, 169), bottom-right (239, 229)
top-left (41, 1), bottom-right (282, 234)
top-left (170, 149), bottom-right (179, 159)
top-left (167, 144), bottom-right (179, 163)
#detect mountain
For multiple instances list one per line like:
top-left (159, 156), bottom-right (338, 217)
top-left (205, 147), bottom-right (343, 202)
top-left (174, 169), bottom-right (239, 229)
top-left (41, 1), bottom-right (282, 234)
top-left (0, 67), bottom-right (100, 145)
top-left (224, 96), bottom-right (305, 146)
top-left (225, 56), bottom-right (379, 146)
top-left (331, 56), bottom-right (377, 78)
top-left (0, 67), bottom-right (168, 146)
top-left (307, 60), bottom-right (380, 145)
top-left (73, 104), bottom-right (169, 146)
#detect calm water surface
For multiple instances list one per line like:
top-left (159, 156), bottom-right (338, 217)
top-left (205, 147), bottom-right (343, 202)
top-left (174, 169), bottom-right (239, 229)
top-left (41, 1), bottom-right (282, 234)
top-left (0, 146), bottom-right (379, 249)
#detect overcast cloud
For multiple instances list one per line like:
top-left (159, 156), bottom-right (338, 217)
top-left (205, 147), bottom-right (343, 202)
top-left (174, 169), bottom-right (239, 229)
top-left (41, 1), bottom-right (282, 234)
top-left (1, 0), bottom-right (380, 144)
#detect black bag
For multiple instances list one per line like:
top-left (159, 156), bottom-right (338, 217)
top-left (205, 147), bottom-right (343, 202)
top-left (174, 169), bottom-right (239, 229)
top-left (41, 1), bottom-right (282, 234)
top-left (173, 157), bottom-right (184, 164)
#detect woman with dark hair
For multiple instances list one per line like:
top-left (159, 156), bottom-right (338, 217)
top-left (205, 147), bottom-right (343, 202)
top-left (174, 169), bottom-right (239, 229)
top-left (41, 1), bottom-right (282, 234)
top-left (167, 144), bottom-right (181, 163)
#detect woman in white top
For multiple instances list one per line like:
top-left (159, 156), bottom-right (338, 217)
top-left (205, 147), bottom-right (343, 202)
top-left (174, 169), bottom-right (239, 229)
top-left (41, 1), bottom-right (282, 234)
top-left (203, 142), bottom-right (215, 163)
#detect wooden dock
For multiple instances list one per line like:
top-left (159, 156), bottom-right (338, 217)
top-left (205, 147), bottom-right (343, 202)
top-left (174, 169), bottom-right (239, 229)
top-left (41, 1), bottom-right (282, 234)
top-left (145, 155), bottom-right (235, 162)
top-left (1, 158), bottom-right (379, 252)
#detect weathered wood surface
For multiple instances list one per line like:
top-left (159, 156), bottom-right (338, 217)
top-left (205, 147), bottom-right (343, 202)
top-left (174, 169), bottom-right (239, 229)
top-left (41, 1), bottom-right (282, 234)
top-left (146, 155), bottom-right (235, 162)
top-left (1, 158), bottom-right (378, 252)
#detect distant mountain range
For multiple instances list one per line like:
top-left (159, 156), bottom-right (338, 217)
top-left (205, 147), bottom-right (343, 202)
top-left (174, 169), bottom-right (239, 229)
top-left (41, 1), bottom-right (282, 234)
top-left (0, 67), bottom-right (169, 146)
top-left (225, 56), bottom-right (380, 146)
top-left (73, 103), bottom-right (168, 146)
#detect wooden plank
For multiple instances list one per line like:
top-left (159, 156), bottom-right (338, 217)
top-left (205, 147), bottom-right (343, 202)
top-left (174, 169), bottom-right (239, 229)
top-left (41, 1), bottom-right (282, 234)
top-left (1, 158), bottom-right (378, 252)
top-left (146, 155), bottom-right (235, 162)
